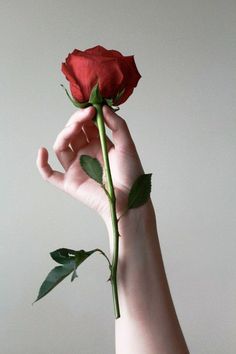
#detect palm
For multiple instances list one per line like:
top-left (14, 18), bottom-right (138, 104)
top-left (63, 136), bottom-right (143, 218)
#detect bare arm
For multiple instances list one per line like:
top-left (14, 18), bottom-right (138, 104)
top-left (37, 106), bottom-right (189, 354)
top-left (106, 201), bottom-right (189, 354)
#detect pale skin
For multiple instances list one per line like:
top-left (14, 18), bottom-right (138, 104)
top-left (37, 105), bottom-right (189, 354)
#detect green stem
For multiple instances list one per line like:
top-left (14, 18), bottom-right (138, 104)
top-left (94, 104), bottom-right (120, 319)
top-left (94, 248), bottom-right (112, 269)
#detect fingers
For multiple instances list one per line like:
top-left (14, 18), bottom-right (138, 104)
top-left (82, 121), bottom-right (99, 142)
top-left (83, 120), bottom-right (114, 150)
top-left (65, 105), bottom-right (95, 127)
top-left (53, 123), bottom-right (85, 169)
top-left (37, 147), bottom-right (64, 189)
top-left (69, 129), bottom-right (88, 153)
top-left (53, 106), bottom-right (95, 169)
top-left (102, 105), bottom-right (136, 154)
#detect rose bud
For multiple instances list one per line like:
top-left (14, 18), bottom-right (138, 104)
top-left (61, 45), bottom-right (141, 106)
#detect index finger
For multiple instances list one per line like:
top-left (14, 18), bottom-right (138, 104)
top-left (65, 106), bottom-right (96, 127)
top-left (53, 106), bottom-right (96, 152)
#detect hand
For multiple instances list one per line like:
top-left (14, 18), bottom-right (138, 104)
top-left (37, 105), bottom-right (144, 223)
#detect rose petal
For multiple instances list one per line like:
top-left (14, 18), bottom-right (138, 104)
top-left (84, 45), bottom-right (123, 58)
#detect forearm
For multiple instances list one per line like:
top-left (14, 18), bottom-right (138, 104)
top-left (106, 200), bottom-right (189, 354)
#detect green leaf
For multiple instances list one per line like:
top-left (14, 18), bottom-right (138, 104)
top-left (71, 269), bottom-right (78, 282)
top-left (80, 155), bottom-right (103, 184)
top-left (34, 248), bottom-right (99, 302)
top-left (128, 173), bottom-right (152, 209)
top-left (34, 261), bottom-right (76, 302)
top-left (89, 83), bottom-right (103, 104)
top-left (60, 84), bottom-right (89, 108)
top-left (74, 249), bottom-right (97, 265)
top-left (50, 248), bottom-right (76, 264)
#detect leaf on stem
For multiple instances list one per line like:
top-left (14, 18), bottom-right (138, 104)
top-left (71, 268), bottom-right (78, 282)
top-left (34, 248), bottom-right (98, 302)
top-left (128, 173), bottom-right (152, 209)
top-left (50, 248), bottom-right (76, 264)
top-left (34, 261), bottom-right (75, 302)
top-left (80, 155), bottom-right (103, 184)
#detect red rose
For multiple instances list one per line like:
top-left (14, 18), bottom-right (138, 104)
top-left (61, 45), bottom-right (141, 105)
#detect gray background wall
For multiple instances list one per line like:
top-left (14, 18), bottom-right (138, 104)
top-left (1, 0), bottom-right (235, 353)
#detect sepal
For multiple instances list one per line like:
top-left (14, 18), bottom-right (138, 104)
top-left (113, 88), bottom-right (125, 105)
top-left (60, 84), bottom-right (89, 108)
top-left (105, 98), bottom-right (114, 107)
top-left (89, 83), bottom-right (103, 105)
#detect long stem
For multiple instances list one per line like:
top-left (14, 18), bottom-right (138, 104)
top-left (94, 104), bottom-right (120, 319)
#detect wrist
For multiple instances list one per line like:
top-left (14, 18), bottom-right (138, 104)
top-left (104, 199), bottom-right (157, 247)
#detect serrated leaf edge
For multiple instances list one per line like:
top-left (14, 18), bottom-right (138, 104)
top-left (127, 173), bottom-right (152, 209)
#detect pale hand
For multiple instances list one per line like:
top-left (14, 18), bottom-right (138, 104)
top-left (37, 105), bottom-right (143, 223)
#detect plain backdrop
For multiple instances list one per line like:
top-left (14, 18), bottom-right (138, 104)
top-left (1, 0), bottom-right (235, 353)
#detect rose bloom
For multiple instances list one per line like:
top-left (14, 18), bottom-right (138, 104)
top-left (61, 45), bottom-right (141, 105)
